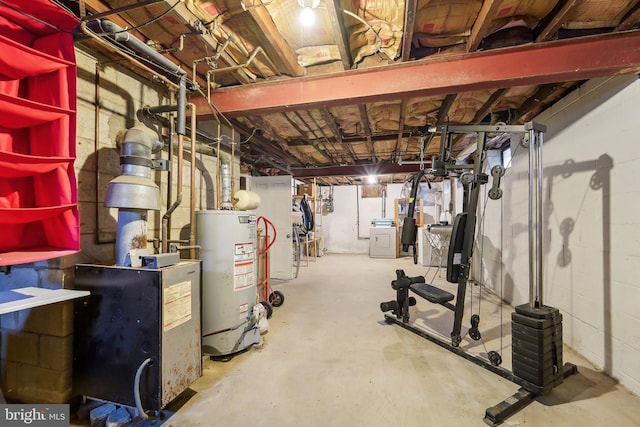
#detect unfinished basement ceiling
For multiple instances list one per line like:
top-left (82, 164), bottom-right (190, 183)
top-left (74, 0), bottom-right (640, 184)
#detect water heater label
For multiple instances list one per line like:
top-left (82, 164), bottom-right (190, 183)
top-left (234, 242), bottom-right (255, 291)
top-left (239, 302), bottom-right (249, 318)
top-left (163, 280), bottom-right (192, 332)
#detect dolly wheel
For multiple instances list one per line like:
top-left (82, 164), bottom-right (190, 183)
top-left (260, 301), bottom-right (273, 319)
top-left (269, 290), bottom-right (285, 307)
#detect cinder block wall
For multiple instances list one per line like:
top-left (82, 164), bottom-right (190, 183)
top-left (0, 45), bottom-right (236, 403)
top-left (0, 302), bottom-right (73, 403)
top-left (477, 75), bottom-right (640, 396)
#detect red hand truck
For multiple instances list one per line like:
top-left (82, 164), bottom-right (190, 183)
top-left (256, 216), bottom-right (284, 318)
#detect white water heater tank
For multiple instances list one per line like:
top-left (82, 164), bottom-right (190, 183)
top-left (197, 210), bottom-right (260, 356)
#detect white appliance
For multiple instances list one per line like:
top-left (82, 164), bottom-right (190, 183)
top-left (369, 218), bottom-right (397, 259)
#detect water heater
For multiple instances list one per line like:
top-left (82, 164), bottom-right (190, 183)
top-left (197, 210), bottom-right (261, 356)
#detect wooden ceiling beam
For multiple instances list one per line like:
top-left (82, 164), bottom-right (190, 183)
top-left (158, 1), bottom-right (257, 85)
top-left (305, 110), bottom-right (353, 163)
top-left (467, 0), bottom-right (501, 52)
top-left (326, 0), bottom-right (352, 69)
top-left (535, 0), bottom-right (581, 42)
top-left (394, 99), bottom-right (408, 160)
top-left (471, 88), bottom-right (507, 123)
top-left (515, 81), bottom-right (583, 123)
top-left (244, 116), bottom-right (304, 166)
top-left (358, 105), bottom-right (377, 162)
top-left (401, 0), bottom-right (418, 61)
top-left (617, 0), bottom-right (640, 30)
top-left (283, 112), bottom-right (334, 162)
top-left (193, 31), bottom-right (640, 118)
top-left (437, 94), bottom-right (457, 125)
top-left (321, 108), bottom-right (343, 143)
top-left (244, 5), bottom-right (304, 76)
top-left (318, 107), bottom-right (358, 164)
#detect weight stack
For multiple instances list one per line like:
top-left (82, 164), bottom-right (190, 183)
top-left (511, 304), bottom-right (563, 394)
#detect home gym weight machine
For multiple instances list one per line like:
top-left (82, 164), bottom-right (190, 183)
top-left (380, 122), bottom-right (577, 425)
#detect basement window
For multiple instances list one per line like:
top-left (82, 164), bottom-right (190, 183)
top-left (502, 146), bottom-right (512, 168)
top-left (486, 146), bottom-right (513, 171)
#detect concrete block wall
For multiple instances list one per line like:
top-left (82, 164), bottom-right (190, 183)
top-left (476, 75), bottom-right (640, 396)
top-left (0, 302), bottom-right (74, 403)
top-left (0, 45), bottom-right (236, 403)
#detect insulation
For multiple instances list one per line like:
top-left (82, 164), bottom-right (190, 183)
top-left (448, 90), bottom-right (493, 123)
top-left (329, 105), bottom-right (363, 136)
top-left (348, 0), bottom-right (405, 63)
top-left (494, 85), bottom-right (539, 111)
top-left (186, 0), bottom-right (278, 78)
top-left (484, 0), bottom-right (557, 35)
top-left (413, 0), bottom-right (483, 48)
top-left (564, 0), bottom-right (635, 29)
top-left (405, 95), bottom-right (445, 127)
top-left (297, 45), bottom-right (341, 66)
top-left (266, 0), bottom-right (336, 50)
top-left (367, 102), bottom-right (402, 132)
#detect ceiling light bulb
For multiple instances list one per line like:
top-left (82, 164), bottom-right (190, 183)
top-left (297, 0), bottom-right (320, 8)
top-left (366, 175), bottom-right (378, 184)
top-left (300, 7), bottom-right (316, 26)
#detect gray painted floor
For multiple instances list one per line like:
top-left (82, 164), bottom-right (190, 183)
top-left (162, 254), bottom-right (639, 427)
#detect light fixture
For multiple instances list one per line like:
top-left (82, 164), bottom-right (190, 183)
top-left (297, 0), bottom-right (320, 7)
top-left (297, 0), bottom-right (320, 26)
top-left (366, 175), bottom-right (378, 184)
top-left (300, 7), bottom-right (316, 26)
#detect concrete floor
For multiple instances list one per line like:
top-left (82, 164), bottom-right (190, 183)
top-left (160, 254), bottom-right (640, 427)
top-left (74, 253), bottom-right (640, 426)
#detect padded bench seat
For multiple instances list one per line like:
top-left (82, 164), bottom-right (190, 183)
top-left (410, 283), bottom-right (454, 304)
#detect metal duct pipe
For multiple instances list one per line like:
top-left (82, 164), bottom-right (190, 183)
top-left (382, 187), bottom-right (386, 218)
top-left (79, 19), bottom-right (193, 258)
top-left (80, 20), bottom-right (186, 81)
top-left (105, 125), bottom-right (162, 266)
top-left (78, 22), bottom-right (177, 90)
top-left (143, 78), bottom-right (187, 136)
top-left (220, 157), bottom-right (232, 209)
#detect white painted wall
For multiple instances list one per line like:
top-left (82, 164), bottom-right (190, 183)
top-left (321, 181), bottom-right (448, 254)
top-left (322, 184), bottom-right (396, 253)
top-left (478, 75), bottom-right (640, 395)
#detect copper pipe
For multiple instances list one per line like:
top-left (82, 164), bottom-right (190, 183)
top-left (216, 121), bottom-right (222, 210)
top-left (231, 127), bottom-right (236, 204)
top-left (159, 77), bottom-right (187, 253)
top-left (187, 103), bottom-right (197, 259)
top-left (93, 64), bottom-right (116, 244)
top-left (162, 133), bottom-right (183, 253)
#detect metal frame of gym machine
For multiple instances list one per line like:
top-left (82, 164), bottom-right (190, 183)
top-left (380, 122), bottom-right (577, 426)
